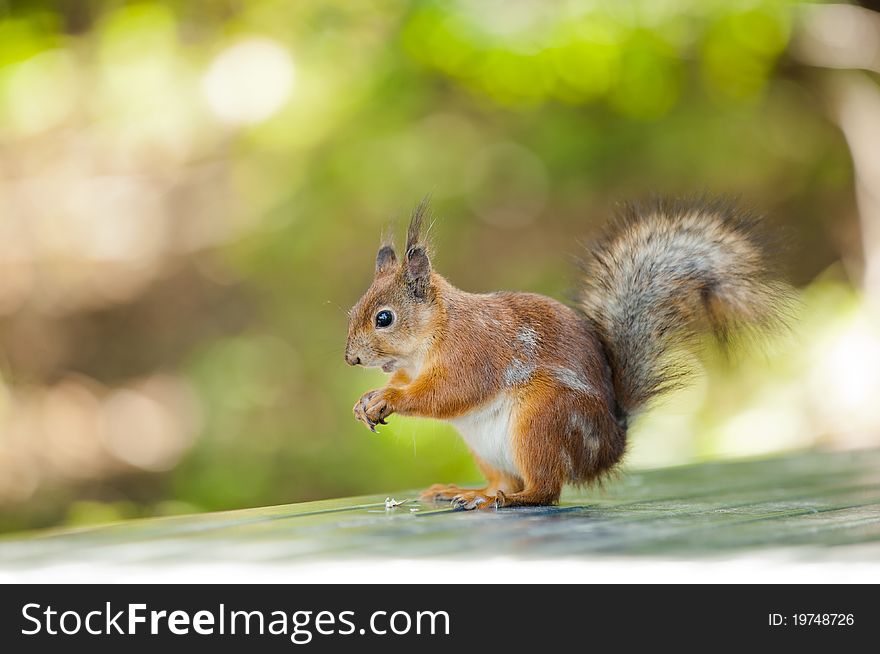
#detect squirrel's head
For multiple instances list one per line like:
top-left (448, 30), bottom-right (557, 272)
top-left (345, 199), bottom-right (438, 374)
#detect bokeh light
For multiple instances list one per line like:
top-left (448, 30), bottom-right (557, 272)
top-left (203, 38), bottom-right (296, 126)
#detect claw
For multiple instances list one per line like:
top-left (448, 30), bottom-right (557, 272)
top-left (449, 492), bottom-right (503, 510)
top-left (451, 494), bottom-right (484, 510)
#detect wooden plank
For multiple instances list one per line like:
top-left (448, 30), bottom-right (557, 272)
top-left (1, 448), bottom-right (879, 568)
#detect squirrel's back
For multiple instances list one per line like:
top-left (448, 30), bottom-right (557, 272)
top-left (577, 197), bottom-right (794, 417)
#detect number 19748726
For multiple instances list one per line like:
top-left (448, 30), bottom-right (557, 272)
top-left (769, 613), bottom-right (854, 626)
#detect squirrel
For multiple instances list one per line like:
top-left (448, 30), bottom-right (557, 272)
top-left (345, 197), bottom-right (793, 509)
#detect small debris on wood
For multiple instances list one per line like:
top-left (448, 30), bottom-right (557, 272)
top-left (384, 497), bottom-right (409, 509)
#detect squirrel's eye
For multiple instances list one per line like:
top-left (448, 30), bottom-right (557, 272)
top-left (375, 310), bottom-right (394, 329)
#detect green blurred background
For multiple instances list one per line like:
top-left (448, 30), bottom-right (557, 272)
top-left (2, 0), bottom-right (880, 534)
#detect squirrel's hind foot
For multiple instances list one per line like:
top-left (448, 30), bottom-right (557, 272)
top-left (420, 483), bottom-right (478, 502)
top-left (451, 487), bottom-right (561, 510)
top-left (450, 490), bottom-right (506, 510)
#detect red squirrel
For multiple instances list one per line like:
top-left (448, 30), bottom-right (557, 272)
top-left (345, 197), bottom-right (792, 509)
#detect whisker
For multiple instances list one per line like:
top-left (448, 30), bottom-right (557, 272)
top-left (323, 299), bottom-right (352, 315)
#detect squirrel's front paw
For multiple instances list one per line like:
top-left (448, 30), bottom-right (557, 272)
top-left (364, 390), bottom-right (394, 428)
top-left (353, 389), bottom-right (394, 432)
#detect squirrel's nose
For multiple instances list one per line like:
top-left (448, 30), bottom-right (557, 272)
top-left (345, 352), bottom-right (361, 366)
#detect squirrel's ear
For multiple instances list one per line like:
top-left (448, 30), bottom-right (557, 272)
top-left (375, 245), bottom-right (397, 277)
top-left (404, 246), bottom-right (431, 300)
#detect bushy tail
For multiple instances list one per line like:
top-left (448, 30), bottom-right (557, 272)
top-left (578, 197), bottom-right (795, 417)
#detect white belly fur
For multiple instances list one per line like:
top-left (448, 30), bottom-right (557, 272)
top-left (448, 394), bottom-right (519, 477)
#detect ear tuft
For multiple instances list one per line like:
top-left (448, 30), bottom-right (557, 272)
top-left (405, 246), bottom-right (431, 299)
top-left (406, 195), bottom-right (432, 253)
top-left (375, 245), bottom-right (397, 277)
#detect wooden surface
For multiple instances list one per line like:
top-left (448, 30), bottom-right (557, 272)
top-left (2, 448), bottom-right (880, 571)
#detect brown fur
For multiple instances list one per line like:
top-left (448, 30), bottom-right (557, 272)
top-left (346, 198), bottom-right (792, 509)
